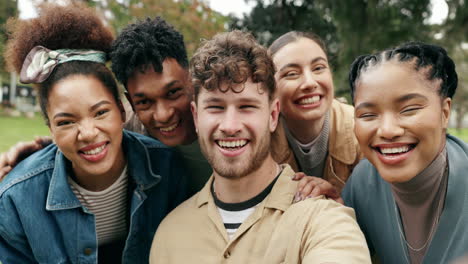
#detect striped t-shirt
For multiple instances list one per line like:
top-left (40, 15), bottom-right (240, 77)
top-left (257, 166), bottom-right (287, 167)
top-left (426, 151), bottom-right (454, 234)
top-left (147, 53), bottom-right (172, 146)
top-left (68, 166), bottom-right (128, 246)
top-left (212, 172), bottom-right (280, 240)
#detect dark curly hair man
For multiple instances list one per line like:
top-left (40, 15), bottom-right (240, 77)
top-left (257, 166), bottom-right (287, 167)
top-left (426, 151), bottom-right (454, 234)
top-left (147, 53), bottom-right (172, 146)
top-left (110, 17), bottom-right (210, 195)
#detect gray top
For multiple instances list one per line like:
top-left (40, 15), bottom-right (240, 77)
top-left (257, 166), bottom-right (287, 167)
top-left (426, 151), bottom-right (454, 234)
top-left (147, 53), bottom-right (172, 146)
top-left (391, 148), bottom-right (448, 264)
top-left (283, 113), bottom-right (329, 177)
top-left (343, 135), bottom-right (468, 264)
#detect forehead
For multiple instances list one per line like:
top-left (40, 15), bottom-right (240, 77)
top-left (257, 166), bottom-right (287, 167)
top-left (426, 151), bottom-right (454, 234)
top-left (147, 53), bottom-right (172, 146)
top-left (355, 62), bottom-right (438, 102)
top-left (48, 75), bottom-right (114, 107)
top-left (273, 38), bottom-right (327, 67)
top-left (126, 58), bottom-right (188, 95)
top-left (197, 80), bottom-right (269, 104)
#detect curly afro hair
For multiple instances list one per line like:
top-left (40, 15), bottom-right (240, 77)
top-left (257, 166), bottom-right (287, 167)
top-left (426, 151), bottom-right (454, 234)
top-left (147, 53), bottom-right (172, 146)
top-left (5, 2), bottom-right (113, 73)
top-left (4, 3), bottom-right (118, 126)
top-left (110, 17), bottom-right (188, 87)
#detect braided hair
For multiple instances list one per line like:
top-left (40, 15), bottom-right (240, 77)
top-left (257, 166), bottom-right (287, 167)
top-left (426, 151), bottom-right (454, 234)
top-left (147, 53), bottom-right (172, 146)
top-left (110, 17), bottom-right (188, 88)
top-left (348, 42), bottom-right (458, 104)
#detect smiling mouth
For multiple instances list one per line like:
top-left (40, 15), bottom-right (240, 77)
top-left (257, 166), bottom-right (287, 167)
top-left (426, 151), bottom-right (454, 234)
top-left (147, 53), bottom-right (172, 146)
top-left (79, 143), bottom-right (107, 155)
top-left (374, 144), bottom-right (416, 156)
top-left (159, 121), bottom-right (180, 132)
top-left (296, 95), bottom-right (320, 105)
top-left (216, 139), bottom-right (248, 150)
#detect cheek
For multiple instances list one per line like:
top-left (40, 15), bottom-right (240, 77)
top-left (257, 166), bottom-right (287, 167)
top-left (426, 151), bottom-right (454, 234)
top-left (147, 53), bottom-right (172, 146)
top-left (136, 111), bottom-right (152, 126)
top-left (354, 120), bottom-right (374, 147)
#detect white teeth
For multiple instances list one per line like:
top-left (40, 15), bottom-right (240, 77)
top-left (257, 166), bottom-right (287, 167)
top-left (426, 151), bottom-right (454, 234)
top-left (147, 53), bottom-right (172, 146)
top-left (380, 146), bottom-right (410, 154)
top-left (160, 123), bottom-right (178, 132)
top-left (83, 144), bottom-right (106, 155)
top-left (298, 95), bottom-right (320, 105)
top-left (218, 140), bottom-right (247, 148)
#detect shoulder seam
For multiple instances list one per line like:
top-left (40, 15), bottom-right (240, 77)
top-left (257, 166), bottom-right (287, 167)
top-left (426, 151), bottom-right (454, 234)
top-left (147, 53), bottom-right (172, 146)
top-left (0, 163), bottom-right (54, 196)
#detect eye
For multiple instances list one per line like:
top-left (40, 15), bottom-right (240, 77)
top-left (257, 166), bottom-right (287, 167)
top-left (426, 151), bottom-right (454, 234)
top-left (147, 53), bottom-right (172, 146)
top-left (167, 88), bottom-right (183, 99)
top-left (135, 99), bottom-right (150, 106)
top-left (96, 109), bottom-right (109, 117)
top-left (205, 105), bottom-right (224, 110)
top-left (282, 71), bottom-right (299, 78)
top-left (313, 65), bottom-right (326, 72)
top-left (239, 105), bottom-right (257, 110)
top-left (57, 120), bottom-right (74, 126)
top-left (357, 113), bottom-right (377, 120)
top-left (401, 106), bottom-right (422, 115)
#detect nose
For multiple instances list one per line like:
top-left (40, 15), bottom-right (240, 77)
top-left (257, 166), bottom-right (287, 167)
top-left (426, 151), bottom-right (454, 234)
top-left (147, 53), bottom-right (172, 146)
top-left (219, 107), bottom-right (242, 136)
top-left (299, 70), bottom-right (319, 91)
top-left (377, 114), bottom-right (404, 139)
top-left (77, 119), bottom-right (99, 142)
top-left (153, 101), bottom-right (175, 124)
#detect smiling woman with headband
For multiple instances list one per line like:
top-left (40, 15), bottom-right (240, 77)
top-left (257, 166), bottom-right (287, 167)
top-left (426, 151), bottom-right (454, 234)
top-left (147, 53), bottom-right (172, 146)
top-left (0, 3), bottom-right (187, 263)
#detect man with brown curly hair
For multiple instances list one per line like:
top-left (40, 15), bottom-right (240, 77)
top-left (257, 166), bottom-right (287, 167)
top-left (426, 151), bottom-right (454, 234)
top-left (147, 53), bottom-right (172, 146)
top-left (149, 31), bottom-right (371, 264)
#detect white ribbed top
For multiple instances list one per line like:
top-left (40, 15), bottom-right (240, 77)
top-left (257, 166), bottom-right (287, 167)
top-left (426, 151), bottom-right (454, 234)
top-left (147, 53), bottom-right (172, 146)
top-left (68, 166), bottom-right (128, 246)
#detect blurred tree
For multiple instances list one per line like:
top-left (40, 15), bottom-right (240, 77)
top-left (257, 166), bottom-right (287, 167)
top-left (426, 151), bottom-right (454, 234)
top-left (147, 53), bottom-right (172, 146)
top-left (16, 0), bottom-right (227, 57)
top-left (0, 0), bottom-right (18, 77)
top-left (0, 0), bottom-right (18, 105)
top-left (232, 0), bottom-right (433, 97)
top-left (436, 0), bottom-right (468, 128)
top-left (99, 0), bottom-right (228, 57)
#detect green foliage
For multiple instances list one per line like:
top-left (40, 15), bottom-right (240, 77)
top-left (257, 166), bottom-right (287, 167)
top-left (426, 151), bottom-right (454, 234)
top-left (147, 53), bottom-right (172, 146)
top-left (448, 128), bottom-right (468, 143)
top-left (101, 0), bottom-right (229, 57)
top-left (232, 0), bottom-right (433, 98)
top-left (0, 0), bottom-right (17, 78)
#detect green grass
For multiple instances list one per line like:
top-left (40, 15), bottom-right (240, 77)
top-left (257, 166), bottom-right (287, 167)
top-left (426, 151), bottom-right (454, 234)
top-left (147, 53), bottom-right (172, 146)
top-left (448, 128), bottom-right (468, 142)
top-left (0, 114), bottom-right (50, 152)
top-left (0, 113), bottom-right (467, 153)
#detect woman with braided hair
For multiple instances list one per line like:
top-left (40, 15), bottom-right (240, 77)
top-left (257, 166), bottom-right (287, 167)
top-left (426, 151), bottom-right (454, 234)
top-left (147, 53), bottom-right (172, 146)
top-left (0, 3), bottom-right (187, 263)
top-left (342, 42), bottom-right (468, 263)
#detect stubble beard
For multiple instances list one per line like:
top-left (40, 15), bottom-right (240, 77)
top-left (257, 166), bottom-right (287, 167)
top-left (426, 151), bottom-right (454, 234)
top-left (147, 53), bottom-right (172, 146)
top-left (200, 131), bottom-right (271, 180)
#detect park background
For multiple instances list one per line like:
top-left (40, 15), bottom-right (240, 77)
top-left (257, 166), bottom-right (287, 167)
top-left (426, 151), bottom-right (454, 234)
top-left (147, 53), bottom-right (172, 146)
top-left (0, 0), bottom-right (467, 152)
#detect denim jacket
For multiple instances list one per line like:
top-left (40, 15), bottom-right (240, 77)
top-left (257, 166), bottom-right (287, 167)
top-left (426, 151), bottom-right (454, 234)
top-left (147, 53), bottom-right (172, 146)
top-left (0, 130), bottom-right (187, 263)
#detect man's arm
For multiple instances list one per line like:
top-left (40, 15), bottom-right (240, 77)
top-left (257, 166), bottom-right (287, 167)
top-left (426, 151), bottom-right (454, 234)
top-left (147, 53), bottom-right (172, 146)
top-left (262, 198), bottom-right (371, 264)
top-left (299, 200), bottom-right (371, 263)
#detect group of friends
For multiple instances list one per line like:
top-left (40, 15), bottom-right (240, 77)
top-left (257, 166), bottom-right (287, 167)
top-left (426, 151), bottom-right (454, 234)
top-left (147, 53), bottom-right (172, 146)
top-left (0, 2), bottom-right (467, 264)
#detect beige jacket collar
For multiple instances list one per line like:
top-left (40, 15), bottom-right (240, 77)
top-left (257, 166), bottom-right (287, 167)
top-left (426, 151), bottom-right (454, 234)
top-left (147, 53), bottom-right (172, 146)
top-left (328, 99), bottom-right (359, 165)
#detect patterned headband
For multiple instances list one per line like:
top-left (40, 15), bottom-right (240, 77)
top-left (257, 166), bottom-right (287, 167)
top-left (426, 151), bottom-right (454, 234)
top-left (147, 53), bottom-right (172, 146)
top-left (19, 46), bottom-right (107, 84)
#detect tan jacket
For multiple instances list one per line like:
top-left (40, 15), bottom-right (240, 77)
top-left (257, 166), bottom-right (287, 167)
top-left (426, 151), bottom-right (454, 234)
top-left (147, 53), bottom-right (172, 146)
top-left (150, 165), bottom-right (371, 264)
top-left (275, 99), bottom-right (361, 192)
top-left (323, 100), bottom-right (361, 192)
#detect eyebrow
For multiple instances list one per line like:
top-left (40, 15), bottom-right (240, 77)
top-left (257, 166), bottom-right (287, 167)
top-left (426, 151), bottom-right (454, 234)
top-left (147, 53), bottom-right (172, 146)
top-left (278, 56), bottom-right (327, 72)
top-left (132, 80), bottom-right (180, 98)
top-left (201, 97), bottom-right (263, 105)
top-left (355, 102), bottom-right (376, 111)
top-left (396, 93), bottom-right (428, 104)
top-left (52, 100), bottom-right (112, 120)
top-left (355, 93), bottom-right (428, 111)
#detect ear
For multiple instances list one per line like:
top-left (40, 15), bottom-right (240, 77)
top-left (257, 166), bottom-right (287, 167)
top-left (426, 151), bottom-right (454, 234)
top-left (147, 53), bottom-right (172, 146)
top-left (441, 97), bottom-right (451, 129)
top-left (190, 101), bottom-right (199, 134)
top-left (117, 100), bottom-right (126, 123)
top-left (269, 98), bottom-right (280, 132)
top-left (124, 92), bottom-right (135, 112)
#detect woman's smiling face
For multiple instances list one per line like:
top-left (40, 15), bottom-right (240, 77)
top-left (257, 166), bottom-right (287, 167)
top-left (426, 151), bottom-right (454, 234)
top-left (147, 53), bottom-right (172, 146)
top-left (353, 61), bottom-right (451, 183)
top-left (47, 75), bottom-right (125, 183)
top-left (272, 38), bottom-right (334, 124)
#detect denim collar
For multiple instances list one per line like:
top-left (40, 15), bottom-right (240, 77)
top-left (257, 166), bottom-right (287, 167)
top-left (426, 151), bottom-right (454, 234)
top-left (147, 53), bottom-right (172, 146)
top-left (46, 130), bottom-right (162, 211)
